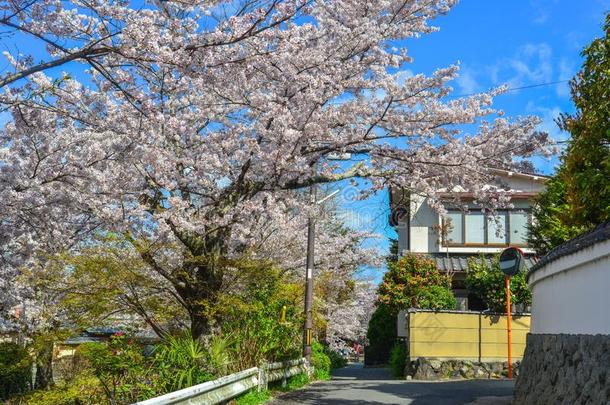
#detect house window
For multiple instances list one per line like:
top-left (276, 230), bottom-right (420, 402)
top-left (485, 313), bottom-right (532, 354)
top-left (446, 211), bottom-right (463, 244)
top-left (509, 211), bottom-right (529, 245)
top-left (487, 211), bottom-right (508, 244)
top-left (465, 212), bottom-right (485, 244)
top-left (443, 209), bottom-right (530, 247)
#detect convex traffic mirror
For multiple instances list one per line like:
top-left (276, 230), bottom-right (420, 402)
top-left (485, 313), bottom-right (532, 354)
top-left (499, 247), bottom-right (526, 276)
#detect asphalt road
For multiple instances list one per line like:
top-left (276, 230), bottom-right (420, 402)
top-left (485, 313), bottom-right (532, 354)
top-left (270, 363), bottom-right (514, 405)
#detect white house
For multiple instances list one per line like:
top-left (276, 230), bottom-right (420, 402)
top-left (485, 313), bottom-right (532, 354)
top-left (389, 169), bottom-right (548, 310)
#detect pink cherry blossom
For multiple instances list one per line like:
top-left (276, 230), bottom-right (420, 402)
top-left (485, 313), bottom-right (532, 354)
top-left (0, 0), bottom-right (550, 336)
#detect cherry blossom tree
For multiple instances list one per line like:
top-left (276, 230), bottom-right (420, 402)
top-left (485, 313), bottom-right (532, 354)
top-left (0, 0), bottom-right (550, 338)
top-left (325, 281), bottom-right (376, 351)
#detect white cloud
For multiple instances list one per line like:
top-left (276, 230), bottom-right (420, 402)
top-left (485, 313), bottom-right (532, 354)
top-left (456, 66), bottom-right (479, 95)
top-left (529, 0), bottom-right (559, 24)
top-left (556, 57), bottom-right (575, 98)
top-left (525, 102), bottom-right (568, 143)
top-left (489, 43), bottom-right (553, 89)
top-left (565, 30), bottom-right (586, 51)
top-left (525, 102), bottom-right (569, 175)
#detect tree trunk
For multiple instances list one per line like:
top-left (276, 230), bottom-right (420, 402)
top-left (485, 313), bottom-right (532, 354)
top-left (175, 258), bottom-right (224, 340)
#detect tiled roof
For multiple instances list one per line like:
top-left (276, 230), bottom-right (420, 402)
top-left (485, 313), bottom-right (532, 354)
top-left (529, 221), bottom-right (610, 274)
top-left (430, 253), bottom-right (538, 273)
top-left (62, 327), bottom-right (161, 345)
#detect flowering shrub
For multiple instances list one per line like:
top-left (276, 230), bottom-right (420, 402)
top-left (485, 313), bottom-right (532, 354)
top-left (377, 254), bottom-right (456, 312)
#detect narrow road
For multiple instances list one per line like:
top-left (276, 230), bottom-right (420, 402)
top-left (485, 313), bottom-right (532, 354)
top-left (271, 363), bottom-right (514, 405)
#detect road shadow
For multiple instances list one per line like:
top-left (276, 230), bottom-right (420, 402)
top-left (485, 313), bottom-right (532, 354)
top-left (272, 365), bottom-right (515, 405)
top-left (331, 363), bottom-right (395, 381)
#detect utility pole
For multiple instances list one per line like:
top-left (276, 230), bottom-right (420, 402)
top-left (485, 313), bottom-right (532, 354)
top-left (302, 148), bottom-right (349, 361)
top-left (303, 184), bottom-right (316, 361)
top-left (302, 185), bottom-right (340, 361)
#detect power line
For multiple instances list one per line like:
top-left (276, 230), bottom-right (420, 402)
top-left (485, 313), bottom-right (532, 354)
top-left (505, 79), bottom-right (570, 92)
top-left (453, 79), bottom-right (570, 99)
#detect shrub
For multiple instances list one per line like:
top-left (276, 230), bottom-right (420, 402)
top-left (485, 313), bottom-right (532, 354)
top-left (77, 333), bottom-right (155, 403)
top-left (324, 347), bottom-right (347, 369)
top-left (310, 342), bottom-right (331, 380)
top-left (0, 342), bottom-right (32, 400)
top-left (365, 304), bottom-right (396, 366)
top-left (465, 255), bottom-right (531, 312)
top-left (24, 372), bottom-right (103, 405)
top-left (285, 372), bottom-right (309, 390)
top-left (219, 266), bottom-right (302, 371)
top-left (377, 254), bottom-right (456, 312)
top-left (153, 333), bottom-right (215, 392)
top-left (367, 255), bottom-right (456, 366)
top-left (388, 343), bottom-right (406, 378)
top-left (222, 302), bottom-right (301, 371)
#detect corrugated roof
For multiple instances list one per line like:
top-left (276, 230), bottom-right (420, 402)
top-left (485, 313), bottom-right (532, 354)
top-left (430, 254), bottom-right (538, 272)
top-left (529, 221), bottom-right (610, 274)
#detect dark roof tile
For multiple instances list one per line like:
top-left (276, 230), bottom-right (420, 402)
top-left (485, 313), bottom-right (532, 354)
top-left (428, 253), bottom-right (538, 272)
top-left (529, 221), bottom-right (610, 275)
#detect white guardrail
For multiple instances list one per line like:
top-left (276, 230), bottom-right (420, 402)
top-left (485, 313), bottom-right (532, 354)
top-left (133, 358), bottom-right (311, 405)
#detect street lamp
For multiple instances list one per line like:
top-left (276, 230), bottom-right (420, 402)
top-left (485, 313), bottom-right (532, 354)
top-left (303, 188), bottom-right (339, 361)
top-left (302, 144), bottom-right (355, 361)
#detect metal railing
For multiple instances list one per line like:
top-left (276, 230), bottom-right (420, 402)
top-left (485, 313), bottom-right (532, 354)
top-left (133, 357), bottom-right (311, 405)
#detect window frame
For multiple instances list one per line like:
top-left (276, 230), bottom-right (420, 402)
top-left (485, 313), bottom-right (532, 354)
top-left (441, 208), bottom-right (531, 247)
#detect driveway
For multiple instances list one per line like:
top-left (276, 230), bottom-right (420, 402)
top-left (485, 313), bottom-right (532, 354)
top-left (270, 363), bottom-right (514, 405)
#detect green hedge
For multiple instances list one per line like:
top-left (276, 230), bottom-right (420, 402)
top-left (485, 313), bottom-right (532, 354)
top-left (388, 343), bottom-right (406, 378)
top-left (0, 342), bottom-right (32, 400)
top-left (365, 304), bottom-right (396, 365)
top-left (324, 347), bottom-right (347, 369)
top-left (311, 342), bottom-right (331, 380)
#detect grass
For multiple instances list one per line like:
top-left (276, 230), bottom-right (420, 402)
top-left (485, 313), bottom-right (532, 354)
top-left (234, 389), bottom-right (272, 405)
top-left (233, 372), bottom-right (312, 404)
top-left (314, 368), bottom-right (330, 381)
top-left (285, 372), bottom-right (310, 390)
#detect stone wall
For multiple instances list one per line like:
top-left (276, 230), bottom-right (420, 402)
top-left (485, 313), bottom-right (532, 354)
top-left (513, 333), bottom-right (610, 405)
top-left (405, 357), bottom-right (519, 380)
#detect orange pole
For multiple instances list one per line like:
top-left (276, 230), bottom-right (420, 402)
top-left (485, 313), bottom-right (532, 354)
top-left (505, 274), bottom-right (513, 379)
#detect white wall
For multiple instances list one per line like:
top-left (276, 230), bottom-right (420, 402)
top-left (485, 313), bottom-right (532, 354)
top-left (529, 239), bottom-right (610, 335)
top-left (494, 173), bottom-right (546, 193)
top-left (409, 194), bottom-right (438, 253)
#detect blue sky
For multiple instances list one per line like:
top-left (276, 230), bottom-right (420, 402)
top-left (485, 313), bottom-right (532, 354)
top-left (347, 0), bottom-right (610, 281)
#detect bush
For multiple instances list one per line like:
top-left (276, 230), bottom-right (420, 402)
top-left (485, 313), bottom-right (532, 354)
top-left (153, 333), bottom-right (215, 392)
top-left (324, 347), bottom-right (347, 369)
top-left (465, 255), bottom-right (531, 312)
top-left (365, 304), bottom-right (396, 366)
top-left (285, 372), bottom-right (309, 390)
top-left (219, 266), bottom-right (302, 371)
top-left (310, 342), bottom-right (331, 380)
top-left (388, 343), bottom-right (406, 378)
top-left (0, 342), bottom-right (32, 400)
top-left (377, 254), bottom-right (456, 312)
top-left (24, 373), bottom-right (103, 405)
top-left (77, 333), bottom-right (156, 403)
